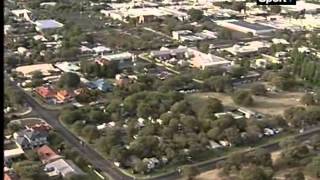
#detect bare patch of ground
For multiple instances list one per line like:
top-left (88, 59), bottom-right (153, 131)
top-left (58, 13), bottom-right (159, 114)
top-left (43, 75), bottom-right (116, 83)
top-left (271, 150), bottom-right (282, 164)
top-left (188, 91), bottom-right (304, 116)
top-left (195, 169), bottom-right (229, 180)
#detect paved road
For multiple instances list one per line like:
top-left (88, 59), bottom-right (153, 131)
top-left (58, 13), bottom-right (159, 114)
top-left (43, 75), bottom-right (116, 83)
top-left (6, 75), bottom-right (134, 180)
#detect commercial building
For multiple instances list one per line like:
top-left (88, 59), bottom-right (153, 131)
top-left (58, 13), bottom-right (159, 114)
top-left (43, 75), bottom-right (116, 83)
top-left (189, 48), bottom-right (231, 70)
top-left (222, 41), bottom-right (272, 56)
top-left (216, 19), bottom-right (276, 36)
top-left (15, 64), bottom-right (60, 78)
top-left (34, 19), bottom-right (64, 32)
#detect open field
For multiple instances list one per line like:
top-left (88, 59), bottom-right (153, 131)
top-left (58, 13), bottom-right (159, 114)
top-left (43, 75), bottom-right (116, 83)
top-left (188, 91), bottom-right (304, 115)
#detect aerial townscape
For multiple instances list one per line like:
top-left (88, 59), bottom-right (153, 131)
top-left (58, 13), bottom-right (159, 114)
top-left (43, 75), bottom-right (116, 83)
top-left (3, 0), bottom-right (320, 179)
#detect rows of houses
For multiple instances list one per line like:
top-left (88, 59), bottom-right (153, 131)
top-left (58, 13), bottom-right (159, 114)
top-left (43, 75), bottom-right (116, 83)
top-left (4, 121), bottom-right (85, 179)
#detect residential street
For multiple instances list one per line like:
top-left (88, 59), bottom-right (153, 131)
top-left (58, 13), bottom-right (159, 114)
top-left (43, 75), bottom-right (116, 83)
top-left (6, 74), bottom-right (134, 180)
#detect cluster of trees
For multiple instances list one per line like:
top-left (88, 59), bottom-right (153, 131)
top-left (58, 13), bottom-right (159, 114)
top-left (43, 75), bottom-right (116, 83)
top-left (4, 85), bottom-right (24, 108)
top-left (80, 60), bottom-right (120, 78)
top-left (232, 90), bottom-right (254, 106)
top-left (75, 88), bottom-right (99, 104)
top-left (283, 106), bottom-right (320, 128)
top-left (262, 70), bottom-right (297, 91)
top-left (187, 9), bottom-right (204, 21)
top-left (291, 49), bottom-right (320, 86)
top-left (13, 160), bottom-right (49, 179)
top-left (219, 135), bottom-right (320, 180)
top-left (59, 86), bottom-right (299, 175)
top-left (58, 72), bottom-right (81, 89)
top-left (203, 76), bottom-right (232, 93)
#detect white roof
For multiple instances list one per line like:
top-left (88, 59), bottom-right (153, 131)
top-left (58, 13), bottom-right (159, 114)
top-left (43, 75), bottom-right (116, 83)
top-left (35, 20), bottom-right (64, 30)
top-left (11, 9), bottom-right (31, 15)
top-left (80, 46), bottom-right (93, 52)
top-left (40, 2), bottom-right (57, 6)
top-left (45, 159), bottom-right (84, 177)
top-left (97, 123), bottom-right (107, 130)
top-left (209, 141), bottom-right (222, 149)
top-left (272, 38), bottom-right (289, 45)
top-left (92, 46), bottom-right (111, 53)
top-left (33, 35), bottom-right (48, 41)
top-left (4, 147), bottom-right (24, 158)
top-left (15, 64), bottom-right (60, 77)
top-left (54, 62), bottom-right (80, 72)
top-left (102, 52), bottom-right (133, 61)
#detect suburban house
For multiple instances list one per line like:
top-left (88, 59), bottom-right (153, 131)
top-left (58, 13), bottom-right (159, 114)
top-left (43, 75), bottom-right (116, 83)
top-left (44, 159), bottom-right (85, 177)
top-left (36, 145), bottom-right (62, 164)
top-left (143, 157), bottom-right (160, 171)
top-left (86, 79), bottom-right (113, 92)
top-left (100, 52), bottom-right (134, 69)
top-left (115, 74), bottom-right (137, 87)
top-left (4, 140), bottom-right (25, 161)
top-left (11, 9), bottom-right (32, 22)
top-left (25, 122), bottom-right (51, 132)
top-left (35, 86), bottom-right (56, 99)
top-left (55, 90), bottom-right (73, 103)
top-left (14, 129), bottom-right (48, 149)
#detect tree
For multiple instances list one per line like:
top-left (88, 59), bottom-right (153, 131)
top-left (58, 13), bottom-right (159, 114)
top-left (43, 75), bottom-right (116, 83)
top-left (231, 1), bottom-right (246, 12)
top-left (239, 165), bottom-right (271, 180)
top-left (187, 9), bottom-right (203, 21)
top-left (305, 156), bottom-right (320, 178)
top-left (218, 29), bottom-right (232, 40)
top-left (181, 165), bottom-right (200, 180)
top-left (270, 6), bottom-right (282, 14)
top-left (300, 93), bottom-right (315, 106)
top-left (6, 88), bottom-right (24, 106)
top-left (72, 121), bottom-right (85, 134)
top-left (251, 84), bottom-right (267, 96)
top-left (198, 42), bottom-right (209, 53)
top-left (66, 174), bottom-right (89, 180)
top-left (81, 125), bottom-right (100, 142)
top-left (284, 171), bottom-right (305, 180)
top-left (89, 110), bottom-right (107, 124)
top-left (58, 72), bottom-right (80, 89)
top-left (203, 76), bottom-right (230, 92)
top-left (61, 110), bottom-right (84, 125)
top-left (13, 160), bottom-right (47, 179)
top-left (232, 90), bottom-right (254, 106)
top-left (134, 160), bottom-right (148, 174)
top-left (25, 150), bottom-right (39, 161)
top-left (230, 66), bottom-right (247, 78)
top-left (198, 98), bottom-right (223, 119)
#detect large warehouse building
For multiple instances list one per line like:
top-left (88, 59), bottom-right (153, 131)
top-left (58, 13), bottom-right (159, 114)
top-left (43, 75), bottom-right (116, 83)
top-left (216, 19), bottom-right (276, 36)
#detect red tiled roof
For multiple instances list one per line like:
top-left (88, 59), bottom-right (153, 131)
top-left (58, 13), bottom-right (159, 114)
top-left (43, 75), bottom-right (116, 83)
top-left (36, 86), bottom-right (55, 98)
top-left (36, 145), bottom-right (62, 164)
top-left (4, 173), bottom-right (11, 180)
